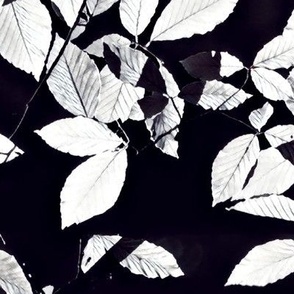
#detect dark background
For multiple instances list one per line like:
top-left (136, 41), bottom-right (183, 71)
top-left (0, 0), bottom-right (294, 293)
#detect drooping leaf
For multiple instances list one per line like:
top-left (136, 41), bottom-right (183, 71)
top-left (95, 65), bottom-right (144, 123)
top-left (104, 44), bottom-right (166, 93)
top-left (179, 81), bottom-right (205, 104)
top-left (61, 149), bottom-right (128, 229)
top-left (51, 0), bottom-right (83, 27)
top-left (226, 239), bottom-right (294, 286)
top-left (0, 250), bottom-right (33, 294)
top-left (138, 93), bottom-right (169, 118)
top-left (248, 102), bottom-right (274, 131)
top-left (85, 34), bottom-right (131, 58)
top-left (35, 117), bottom-right (123, 157)
top-left (0, 0), bottom-right (51, 80)
top-left (233, 148), bottom-right (294, 200)
top-left (119, 0), bottom-right (159, 37)
top-left (149, 0), bottom-right (239, 42)
top-left (251, 67), bottom-right (292, 101)
top-left (197, 80), bottom-right (252, 110)
top-left (47, 35), bottom-right (101, 118)
top-left (81, 235), bottom-right (122, 273)
top-left (146, 97), bottom-right (184, 158)
top-left (253, 34), bottom-right (294, 70)
top-left (212, 135), bottom-right (260, 206)
top-left (265, 125), bottom-right (294, 147)
top-left (228, 194), bottom-right (294, 222)
top-left (0, 134), bottom-right (23, 164)
top-left (82, 235), bottom-right (184, 279)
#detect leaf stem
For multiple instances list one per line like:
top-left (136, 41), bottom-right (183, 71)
top-left (116, 120), bottom-right (130, 146)
top-left (220, 112), bottom-right (257, 132)
top-left (9, 0), bottom-right (88, 140)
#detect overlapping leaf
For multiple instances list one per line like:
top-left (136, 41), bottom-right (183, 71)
top-left (149, 0), bottom-right (239, 42)
top-left (61, 149), bottom-right (128, 229)
top-left (0, 0), bottom-right (51, 80)
top-left (95, 65), bottom-right (144, 123)
top-left (35, 117), bottom-right (123, 156)
top-left (0, 134), bottom-right (23, 164)
top-left (119, 0), bottom-right (158, 37)
top-left (265, 125), bottom-right (294, 147)
top-left (226, 239), bottom-right (294, 286)
top-left (0, 250), bottom-right (33, 294)
top-left (251, 68), bottom-right (292, 101)
top-left (233, 148), bottom-right (294, 200)
top-left (47, 35), bottom-right (101, 117)
top-left (212, 135), bottom-right (260, 206)
top-left (197, 80), bottom-right (252, 110)
top-left (82, 235), bottom-right (184, 279)
top-left (228, 194), bottom-right (294, 222)
top-left (248, 102), bottom-right (274, 131)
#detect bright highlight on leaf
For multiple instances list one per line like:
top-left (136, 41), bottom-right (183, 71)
top-left (248, 102), bottom-right (274, 131)
top-left (226, 239), bottom-right (294, 286)
top-left (82, 235), bottom-right (184, 279)
top-left (0, 0), bottom-right (51, 80)
top-left (47, 35), bottom-right (101, 118)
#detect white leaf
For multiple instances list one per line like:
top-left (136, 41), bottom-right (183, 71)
top-left (219, 51), bottom-right (244, 77)
top-left (149, 0), bottom-right (238, 42)
top-left (265, 125), bottom-right (294, 147)
top-left (251, 67), bottom-right (292, 101)
top-left (283, 10), bottom-right (294, 34)
top-left (61, 149), bottom-right (128, 228)
top-left (52, 0), bottom-right (83, 27)
top-left (228, 194), bottom-right (294, 222)
top-left (85, 34), bottom-right (131, 58)
top-left (35, 117), bottom-right (122, 156)
top-left (234, 148), bottom-right (294, 200)
top-left (81, 235), bottom-right (122, 273)
top-left (95, 66), bottom-right (144, 123)
top-left (119, 0), bottom-right (158, 37)
top-left (0, 250), bottom-right (33, 294)
top-left (87, 0), bottom-right (119, 17)
top-left (226, 239), bottom-right (294, 286)
top-left (146, 97), bottom-right (184, 158)
top-left (0, 0), bottom-right (51, 80)
top-left (0, 134), bottom-right (23, 164)
top-left (198, 80), bottom-right (252, 110)
top-left (47, 35), bottom-right (101, 118)
top-left (212, 135), bottom-right (260, 206)
top-left (128, 102), bottom-right (145, 121)
top-left (248, 102), bottom-right (274, 131)
top-left (82, 235), bottom-right (184, 279)
top-left (42, 286), bottom-right (54, 294)
top-left (120, 240), bottom-right (184, 279)
top-left (158, 64), bottom-right (180, 98)
top-left (253, 34), bottom-right (294, 69)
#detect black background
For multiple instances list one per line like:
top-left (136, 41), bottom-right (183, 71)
top-left (1, 0), bottom-right (294, 293)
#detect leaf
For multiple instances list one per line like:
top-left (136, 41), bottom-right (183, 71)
top-left (86, 0), bottom-right (119, 17)
top-left (228, 194), bottom-right (294, 222)
top-left (212, 135), bottom-right (260, 206)
top-left (81, 235), bottom-right (122, 273)
top-left (149, 0), bottom-right (239, 42)
top-left (265, 125), bottom-right (294, 147)
top-left (61, 149), bottom-right (128, 229)
top-left (0, 250), bottom-right (33, 294)
top-left (95, 65), bottom-right (144, 123)
top-left (51, 0), bottom-right (83, 27)
top-left (251, 67), bottom-right (292, 101)
top-left (47, 35), bottom-right (101, 118)
top-left (0, 134), bottom-right (23, 164)
top-left (253, 34), bottom-right (294, 70)
top-left (35, 117), bottom-right (123, 157)
top-left (197, 80), bottom-right (252, 110)
top-left (283, 10), bottom-right (294, 34)
top-left (128, 102), bottom-right (145, 121)
top-left (82, 235), bottom-right (184, 279)
top-left (233, 148), bottom-right (294, 200)
top-left (226, 239), bottom-right (294, 286)
top-left (179, 81), bottom-right (205, 104)
top-left (219, 51), bottom-right (244, 77)
top-left (0, 0), bottom-right (51, 80)
top-left (138, 93), bottom-right (169, 118)
top-left (42, 286), bottom-right (54, 294)
top-left (146, 97), bottom-right (184, 158)
top-left (85, 34), bottom-right (131, 58)
top-left (248, 102), bottom-right (274, 131)
top-left (119, 0), bottom-right (159, 37)
top-left (158, 63), bottom-right (179, 98)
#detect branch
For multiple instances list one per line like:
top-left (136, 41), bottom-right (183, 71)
top-left (9, 0), bottom-right (88, 140)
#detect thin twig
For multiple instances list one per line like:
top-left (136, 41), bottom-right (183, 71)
top-left (220, 112), bottom-right (257, 132)
top-left (0, 234), bottom-right (6, 246)
top-left (9, 0), bottom-right (88, 140)
top-left (75, 239), bottom-right (82, 279)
